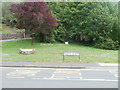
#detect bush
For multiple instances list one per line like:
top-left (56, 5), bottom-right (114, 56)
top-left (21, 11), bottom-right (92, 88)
top-left (95, 37), bottom-right (119, 50)
top-left (44, 31), bottom-right (56, 43)
top-left (35, 31), bottom-right (56, 43)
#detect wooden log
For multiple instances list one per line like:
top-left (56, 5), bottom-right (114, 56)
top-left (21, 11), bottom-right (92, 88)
top-left (19, 48), bottom-right (35, 55)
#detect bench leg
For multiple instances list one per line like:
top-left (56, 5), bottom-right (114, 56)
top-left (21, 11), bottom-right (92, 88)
top-left (79, 55), bottom-right (80, 62)
top-left (63, 55), bottom-right (64, 62)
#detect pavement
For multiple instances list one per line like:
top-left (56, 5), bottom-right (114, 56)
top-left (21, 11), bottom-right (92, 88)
top-left (0, 62), bottom-right (118, 69)
top-left (0, 38), bottom-right (31, 42)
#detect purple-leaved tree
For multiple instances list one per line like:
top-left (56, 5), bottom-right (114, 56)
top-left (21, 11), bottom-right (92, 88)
top-left (10, 1), bottom-right (56, 44)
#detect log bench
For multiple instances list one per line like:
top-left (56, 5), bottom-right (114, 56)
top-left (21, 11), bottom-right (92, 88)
top-left (19, 48), bottom-right (35, 55)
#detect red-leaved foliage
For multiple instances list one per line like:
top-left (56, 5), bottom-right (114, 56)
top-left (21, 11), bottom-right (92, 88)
top-left (10, 1), bottom-right (57, 34)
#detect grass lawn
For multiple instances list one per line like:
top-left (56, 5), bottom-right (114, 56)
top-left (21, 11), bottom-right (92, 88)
top-left (0, 24), bottom-right (24, 34)
top-left (0, 39), bottom-right (118, 63)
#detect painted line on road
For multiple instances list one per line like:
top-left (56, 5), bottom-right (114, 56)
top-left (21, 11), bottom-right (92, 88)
top-left (80, 69), bottom-right (118, 71)
top-left (6, 77), bottom-right (25, 79)
top-left (79, 73), bottom-right (82, 79)
top-left (98, 63), bottom-right (118, 66)
top-left (42, 78), bottom-right (118, 81)
top-left (32, 78), bottom-right (43, 80)
top-left (54, 73), bottom-right (81, 75)
top-left (56, 69), bottom-right (80, 71)
top-left (50, 74), bottom-right (55, 79)
top-left (114, 74), bottom-right (118, 78)
top-left (5, 69), bottom-right (40, 78)
top-left (109, 71), bottom-right (118, 77)
top-left (82, 79), bottom-right (118, 82)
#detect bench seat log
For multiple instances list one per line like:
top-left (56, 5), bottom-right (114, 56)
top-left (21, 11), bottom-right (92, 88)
top-left (19, 48), bottom-right (35, 55)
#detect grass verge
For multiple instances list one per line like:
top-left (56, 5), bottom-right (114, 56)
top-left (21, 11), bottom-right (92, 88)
top-left (0, 39), bottom-right (118, 63)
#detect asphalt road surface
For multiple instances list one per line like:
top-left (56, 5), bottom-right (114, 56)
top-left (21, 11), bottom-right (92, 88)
top-left (0, 67), bottom-right (118, 88)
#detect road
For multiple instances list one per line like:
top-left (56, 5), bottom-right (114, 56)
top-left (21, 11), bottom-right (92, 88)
top-left (0, 67), bottom-right (118, 88)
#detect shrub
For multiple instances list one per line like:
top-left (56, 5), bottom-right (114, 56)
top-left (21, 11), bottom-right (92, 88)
top-left (95, 37), bottom-right (119, 50)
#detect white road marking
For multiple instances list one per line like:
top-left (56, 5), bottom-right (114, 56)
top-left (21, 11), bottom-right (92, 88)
top-left (50, 74), bottom-right (55, 79)
top-left (79, 73), bottom-right (82, 79)
top-left (32, 78), bottom-right (42, 80)
top-left (6, 70), bottom-right (40, 78)
top-left (98, 63), bottom-right (118, 66)
top-left (109, 70), bottom-right (118, 77)
top-left (6, 77), bottom-right (25, 79)
top-left (43, 78), bottom-right (117, 81)
top-left (2, 67), bottom-right (118, 81)
top-left (47, 69), bottom-right (82, 80)
top-left (43, 77), bottom-right (82, 80)
top-left (80, 69), bottom-right (118, 71)
top-left (82, 79), bottom-right (118, 82)
top-left (114, 75), bottom-right (118, 77)
top-left (56, 69), bottom-right (80, 71)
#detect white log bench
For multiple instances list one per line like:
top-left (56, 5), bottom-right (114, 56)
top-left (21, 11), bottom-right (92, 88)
top-left (63, 52), bottom-right (80, 61)
top-left (19, 48), bottom-right (35, 55)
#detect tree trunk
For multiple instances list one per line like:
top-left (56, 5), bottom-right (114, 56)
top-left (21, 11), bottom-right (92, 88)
top-left (31, 33), bottom-right (35, 45)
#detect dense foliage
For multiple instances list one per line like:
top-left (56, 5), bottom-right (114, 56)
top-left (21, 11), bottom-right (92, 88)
top-left (2, 2), bottom-right (119, 49)
top-left (45, 2), bottom-right (119, 50)
top-left (1, 2), bottom-right (16, 26)
top-left (10, 2), bottom-right (56, 35)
